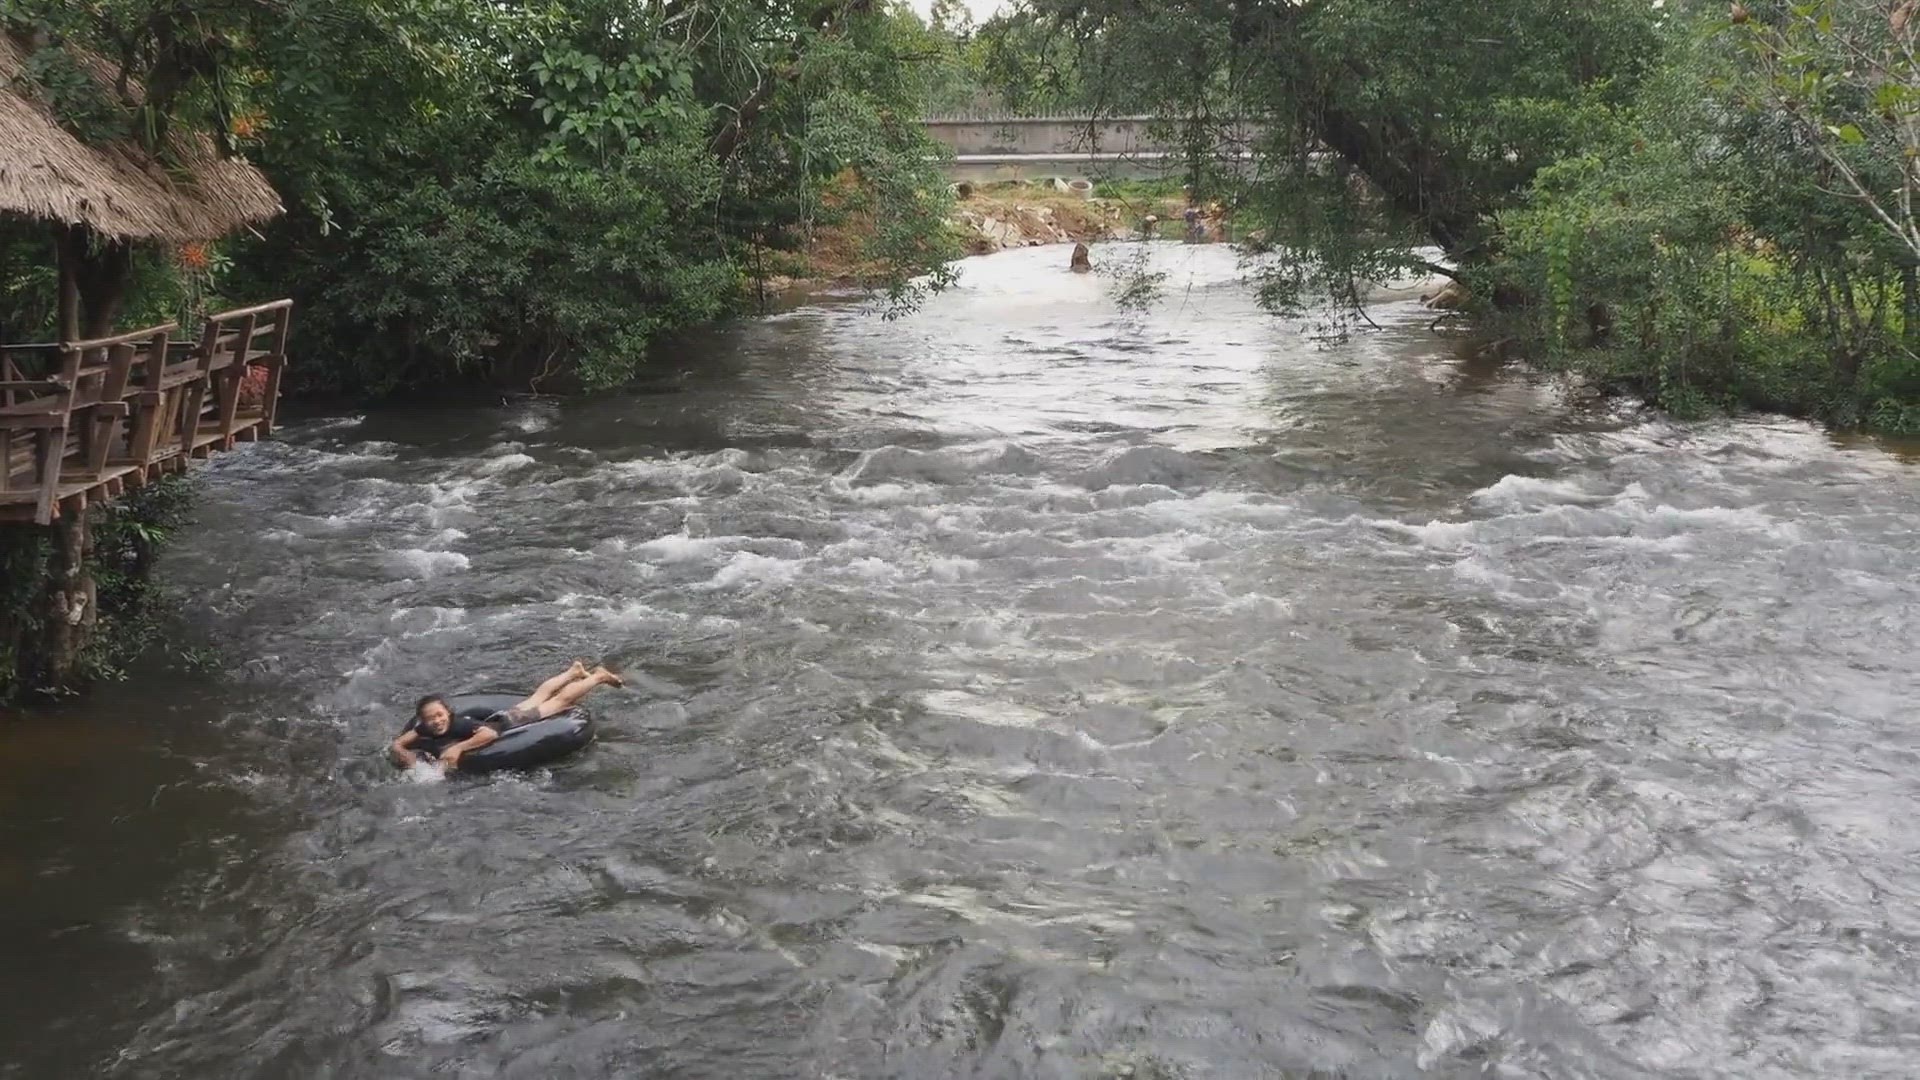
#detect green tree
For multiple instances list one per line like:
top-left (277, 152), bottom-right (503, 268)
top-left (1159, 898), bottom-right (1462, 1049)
top-left (1735, 0), bottom-right (1920, 262)
top-left (3, 0), bottom-right (959, 394)
top-left (989, 0), bottom-right (1661, 264)
top-left (1491, 4), bottom-right (1920, 427)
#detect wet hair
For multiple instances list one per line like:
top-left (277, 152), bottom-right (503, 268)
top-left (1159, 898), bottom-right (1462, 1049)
top-left (414, 694), bottom-right (450, 720)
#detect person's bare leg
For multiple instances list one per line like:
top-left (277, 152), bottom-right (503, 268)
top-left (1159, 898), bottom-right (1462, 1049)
top-left (532, 666), bottom-right (623, 718)
top-left (515, 660), bottom-right (589, 712)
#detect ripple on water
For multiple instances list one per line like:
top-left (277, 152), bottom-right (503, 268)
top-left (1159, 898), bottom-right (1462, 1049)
top-left (9, 245), bottom-right (1920, 1079)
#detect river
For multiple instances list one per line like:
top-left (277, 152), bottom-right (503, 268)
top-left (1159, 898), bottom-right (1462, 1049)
top-left (4, 243), bottom-right (1920, 1078)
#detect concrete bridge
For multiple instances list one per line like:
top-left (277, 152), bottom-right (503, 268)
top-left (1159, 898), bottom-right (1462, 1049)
top-left (918, 114), bottom-right (1256, 184)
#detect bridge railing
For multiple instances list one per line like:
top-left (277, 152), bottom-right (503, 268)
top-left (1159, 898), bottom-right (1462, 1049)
top-left (0, 300), bottom-right (293, 525)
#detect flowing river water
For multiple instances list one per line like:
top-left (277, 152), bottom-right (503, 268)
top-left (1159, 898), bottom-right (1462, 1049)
top-left (5, 244), bottom-right (1920, 1079)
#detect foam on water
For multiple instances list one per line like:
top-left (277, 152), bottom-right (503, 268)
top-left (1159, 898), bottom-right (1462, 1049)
top-left (474, 451), bottom-right (537, 475)
top-left (1468, 472), bottom-right (1615, 510)
top-left (702, 550), bottom-right (806, 591)
top-left (384, 548), bottom-right (471, 578)
top-left (19, 243), bottom-right (1920, 1080)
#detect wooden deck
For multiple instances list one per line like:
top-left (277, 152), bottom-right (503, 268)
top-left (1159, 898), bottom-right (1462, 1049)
top-left (0, 300), bottom-right (292, 524)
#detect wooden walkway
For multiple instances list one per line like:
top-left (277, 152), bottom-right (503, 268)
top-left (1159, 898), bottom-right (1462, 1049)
top-left (0, 300), bottom-right (292, 524)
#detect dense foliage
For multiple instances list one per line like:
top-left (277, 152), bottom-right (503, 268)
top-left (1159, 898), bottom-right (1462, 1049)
top-left (0, 476), bottom-right (197, 700)
top-left (973, 0), bottom-right (1920, 430)
top-left (0, 0), bottom-right (959, 394)
top-left (1497, 1), bottom-right (1920, 427)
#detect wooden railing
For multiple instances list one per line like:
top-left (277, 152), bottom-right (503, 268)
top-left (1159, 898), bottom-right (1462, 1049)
top-left (0, 299), bottom-right (292, 525)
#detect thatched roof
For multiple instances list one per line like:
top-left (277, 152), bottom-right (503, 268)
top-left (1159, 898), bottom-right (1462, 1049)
top-left (0, 34), bottom-right (282, 242)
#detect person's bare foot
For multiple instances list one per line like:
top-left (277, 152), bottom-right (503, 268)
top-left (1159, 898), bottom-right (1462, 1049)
top-left (566, 659), bottom-right (589, 680)
top-left (590, 666), bottom-right (624, 688)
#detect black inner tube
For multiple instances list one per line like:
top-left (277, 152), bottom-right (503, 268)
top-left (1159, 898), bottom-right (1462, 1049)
top-left (398, 691), bottom-right (594, 773)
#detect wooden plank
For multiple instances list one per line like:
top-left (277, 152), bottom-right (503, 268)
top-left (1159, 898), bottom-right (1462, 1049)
top-left (130, 329), bottom-right (172, 469)
top-left (175, 378), bottom-right (205, 459)
top-left (109, 441), bottom-right (180, 468)
top-left (204, 298), bottom-right (294, 323)
top-left (87, 342), bottom-right (133, 472)
top-left (258, 304), bottom-right (292, 434)
top-left (53, 467), bottom-right (139, 499)
top-left (174, 319), bottom-right (220, 462)
top-left (73, 399), bottom-right (97, 475)
top-left (125, 390), bottom-right (161, 466)
top-left (157, 367), bottom-right (204, 391)
top-left (259, 357), bottom-right (287, 435)
top-left (58, 463), bottom-right (139, 488)
top-left (0, 410), bottom-right (69, 430)
top-left (215, 313), bottom-right (255, 439)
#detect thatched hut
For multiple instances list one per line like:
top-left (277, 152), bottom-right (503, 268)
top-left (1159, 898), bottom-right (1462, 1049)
top-left (0, 31), bottom-right (282, 696)
top-left (0, 32), bottom-right (281, 340)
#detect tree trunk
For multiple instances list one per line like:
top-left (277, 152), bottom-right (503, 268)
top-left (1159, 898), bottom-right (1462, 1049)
top-left (1903, 264), bottom-right (1918, 350)
top-left (54, 225), bottom-right (134, 341)
top-left (39, 504), bottom-right (96, 688)
top-left (56, 227), bottom-right (81, 344)
top-left (1184, 45), bottom-right (1208, 201)
top-left (1308, 100), bottom-right (1484, 258)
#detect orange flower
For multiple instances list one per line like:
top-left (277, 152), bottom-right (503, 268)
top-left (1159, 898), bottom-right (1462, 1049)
top-left (229, 112), bottom-right (265, 139)
top-left (178, 242), bottom-right (211, 271)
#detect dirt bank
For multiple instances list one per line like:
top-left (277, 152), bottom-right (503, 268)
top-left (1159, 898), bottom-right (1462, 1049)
top-left (946, 187), bottom-right (1132, 255)
top-left (763, 185), bottom-right (1165, 292)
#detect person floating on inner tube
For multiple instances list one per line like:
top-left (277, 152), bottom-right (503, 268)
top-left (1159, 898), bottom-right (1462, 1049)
top-left (391, 660), bottom-right (624, 773)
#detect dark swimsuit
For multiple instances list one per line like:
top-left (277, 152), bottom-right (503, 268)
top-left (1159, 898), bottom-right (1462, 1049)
top-left (405, 713), bottom-right (506, 758)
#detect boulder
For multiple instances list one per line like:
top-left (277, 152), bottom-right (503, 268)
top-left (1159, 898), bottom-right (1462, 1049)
top-left (1422, 279), bottom-right (1470, 310)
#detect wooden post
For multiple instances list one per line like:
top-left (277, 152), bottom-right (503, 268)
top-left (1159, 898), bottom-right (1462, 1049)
top-left (214, 313), bottom-right (255, 443)
top-left (259, 306), bottom-right (292, 434)
top-left (125, 339), bottom-right (166, 466)
top-left (85, 342), bottom-right (136, 473)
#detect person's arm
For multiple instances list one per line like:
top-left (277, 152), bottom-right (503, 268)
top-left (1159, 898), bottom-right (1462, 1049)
top-left (390, 728), bottom-right (422, 767)
top-left (438, 724), bottom-right (500, 771)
